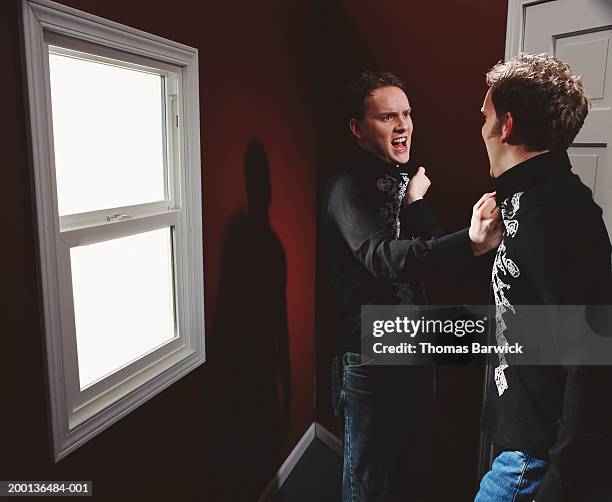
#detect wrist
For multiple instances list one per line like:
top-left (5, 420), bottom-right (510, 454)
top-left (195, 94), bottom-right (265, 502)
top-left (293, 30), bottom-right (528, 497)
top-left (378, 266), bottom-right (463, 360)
top-left (405, 195), bottom-right (423, 205)
top-left (470, 240), bottom-right (486, 257)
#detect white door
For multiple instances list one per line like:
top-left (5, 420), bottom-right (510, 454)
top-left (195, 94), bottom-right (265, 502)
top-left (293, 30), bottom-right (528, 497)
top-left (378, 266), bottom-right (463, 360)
top-left (507, 0), bottom-right (612, 233)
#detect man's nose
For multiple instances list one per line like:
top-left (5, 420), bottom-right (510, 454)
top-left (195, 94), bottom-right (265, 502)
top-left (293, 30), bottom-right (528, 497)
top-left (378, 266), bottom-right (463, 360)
top-left (395, 118), bottom-right (408, 132)
top-left (394, 118), bottom-right (407, 132)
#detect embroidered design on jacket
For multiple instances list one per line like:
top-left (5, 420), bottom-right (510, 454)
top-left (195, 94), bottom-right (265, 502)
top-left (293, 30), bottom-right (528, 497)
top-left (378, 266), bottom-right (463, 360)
top-left (491, 191), bottom-right (523, 396)
top-left (377, 173), bottom-right (413, 304)
top-left (377, 174), bottom-right (409, 239)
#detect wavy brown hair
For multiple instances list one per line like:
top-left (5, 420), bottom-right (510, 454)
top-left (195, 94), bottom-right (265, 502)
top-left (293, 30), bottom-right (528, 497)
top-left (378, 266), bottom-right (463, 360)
top-left (486, 53), bottom-right (590, 151)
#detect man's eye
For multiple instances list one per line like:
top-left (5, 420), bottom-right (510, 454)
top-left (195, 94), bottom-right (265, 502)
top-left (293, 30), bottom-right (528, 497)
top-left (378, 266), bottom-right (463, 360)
top-left (403, 111), bottom-right (410, 118)
top-left (381, 115), bottom-right (392, 121)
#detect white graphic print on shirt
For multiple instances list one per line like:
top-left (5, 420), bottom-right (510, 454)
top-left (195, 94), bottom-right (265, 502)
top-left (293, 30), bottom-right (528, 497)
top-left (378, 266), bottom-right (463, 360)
top-left (491, 191), bottom-right (523, 396)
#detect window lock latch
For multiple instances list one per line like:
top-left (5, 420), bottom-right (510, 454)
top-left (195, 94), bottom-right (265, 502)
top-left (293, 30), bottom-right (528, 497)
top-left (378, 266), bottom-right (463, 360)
top-left (107, 213), bottom-right (131, 222)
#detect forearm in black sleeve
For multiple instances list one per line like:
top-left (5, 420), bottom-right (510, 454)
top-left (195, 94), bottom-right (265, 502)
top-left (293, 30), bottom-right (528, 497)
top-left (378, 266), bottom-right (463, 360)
top-left (400, 198), bottom-right (445, 238)
top-left (328, 178), bottom-right (472, 283)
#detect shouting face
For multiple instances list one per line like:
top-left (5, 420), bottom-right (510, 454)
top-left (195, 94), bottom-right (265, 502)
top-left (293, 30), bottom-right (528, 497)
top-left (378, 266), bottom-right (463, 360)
top-left (350, 86), bottom-right (413, 165)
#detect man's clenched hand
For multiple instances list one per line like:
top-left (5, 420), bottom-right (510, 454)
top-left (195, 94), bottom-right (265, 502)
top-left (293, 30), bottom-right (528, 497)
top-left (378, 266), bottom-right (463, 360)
top-left (469, 192), bottom-right (502, 256)
top-left (404, 166), bottom-right (430, 204)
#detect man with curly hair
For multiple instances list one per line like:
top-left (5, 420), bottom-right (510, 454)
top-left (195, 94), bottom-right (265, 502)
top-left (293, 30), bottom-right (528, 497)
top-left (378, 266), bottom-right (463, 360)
top-left (476, 53), bottom-right (612, 502)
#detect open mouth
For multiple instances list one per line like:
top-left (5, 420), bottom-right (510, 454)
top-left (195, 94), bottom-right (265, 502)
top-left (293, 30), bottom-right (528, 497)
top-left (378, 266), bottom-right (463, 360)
top-left (391, 136), bottom-right (408, 153)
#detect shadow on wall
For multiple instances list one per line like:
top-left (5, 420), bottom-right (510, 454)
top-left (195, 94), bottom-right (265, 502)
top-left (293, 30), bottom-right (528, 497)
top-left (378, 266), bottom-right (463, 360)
top-left (205, 139), bottom-right (292, 500)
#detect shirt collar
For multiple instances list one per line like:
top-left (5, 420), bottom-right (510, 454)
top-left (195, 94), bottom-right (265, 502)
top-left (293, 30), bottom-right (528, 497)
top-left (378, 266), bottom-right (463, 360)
top-left (354, 147), bottom-right (418, 178)
top-left (495, 150), bottom-right (571, 203)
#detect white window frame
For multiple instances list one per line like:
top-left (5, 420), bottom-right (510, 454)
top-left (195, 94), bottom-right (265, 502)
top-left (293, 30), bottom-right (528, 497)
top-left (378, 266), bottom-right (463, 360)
top-left (21, 0), bottom-right (205, 461)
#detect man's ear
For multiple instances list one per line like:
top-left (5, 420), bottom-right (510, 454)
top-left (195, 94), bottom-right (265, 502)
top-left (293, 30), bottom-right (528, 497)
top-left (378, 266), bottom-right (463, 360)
top-left (500, 112), bottom-right (514, 144)
top-left (349, 118), bottom-right (364, 140)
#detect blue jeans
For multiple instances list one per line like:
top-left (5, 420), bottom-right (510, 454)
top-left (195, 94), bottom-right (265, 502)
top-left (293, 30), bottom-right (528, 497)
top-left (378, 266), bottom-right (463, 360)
top-left (475, 450), bottom-right (549, 502)
top-left (331, 352), bottom-right (435, 502)
top-left (476, 449), bottom-right (612, 501)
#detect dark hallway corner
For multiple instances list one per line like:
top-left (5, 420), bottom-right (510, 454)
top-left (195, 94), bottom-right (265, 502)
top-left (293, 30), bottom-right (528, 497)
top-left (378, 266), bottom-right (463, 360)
top-left (274, 438), bottom-right (342, 502)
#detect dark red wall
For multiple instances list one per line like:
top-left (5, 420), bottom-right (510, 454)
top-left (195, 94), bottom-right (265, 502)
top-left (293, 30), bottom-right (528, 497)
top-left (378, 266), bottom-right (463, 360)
top-left (314, 1), bottom-right (508, 500)
top-left (1, 0), bottom-right (316, 500)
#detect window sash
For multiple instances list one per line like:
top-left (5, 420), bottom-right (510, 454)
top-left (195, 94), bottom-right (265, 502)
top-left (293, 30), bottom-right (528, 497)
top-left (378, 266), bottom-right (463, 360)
top-left (60, 212), bottom-right (182, 401)
top-left (44, 34), bottom-right (183, 228)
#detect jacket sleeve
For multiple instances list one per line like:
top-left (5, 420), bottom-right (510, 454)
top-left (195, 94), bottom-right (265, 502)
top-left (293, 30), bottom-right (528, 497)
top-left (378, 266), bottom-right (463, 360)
top-left (400, 198), bottom-right (445, 238)
top-left (327, 175), bottom-right (472, 283)
top-left (519, 206), bottom-right (612, 502)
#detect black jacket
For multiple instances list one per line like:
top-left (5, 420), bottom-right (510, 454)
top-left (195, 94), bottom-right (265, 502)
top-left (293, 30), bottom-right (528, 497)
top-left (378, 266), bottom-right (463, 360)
top-left (320, 148), bottom-right (472, 354)
top-left (481, 150), bottom-right (612, 501)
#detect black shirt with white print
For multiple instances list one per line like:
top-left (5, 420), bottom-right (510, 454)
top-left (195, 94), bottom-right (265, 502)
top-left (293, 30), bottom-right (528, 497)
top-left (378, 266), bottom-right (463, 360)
top-left (481, 149), bottom-right (612, 501)
top-left (320, 147), bottom-right (473, 355)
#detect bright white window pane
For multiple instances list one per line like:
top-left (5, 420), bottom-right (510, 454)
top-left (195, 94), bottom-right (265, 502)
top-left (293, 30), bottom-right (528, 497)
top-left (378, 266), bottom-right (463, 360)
top-left (48, 51), bottom-right (166, 216)
top-left (71, 228), bottom-right (176, 389)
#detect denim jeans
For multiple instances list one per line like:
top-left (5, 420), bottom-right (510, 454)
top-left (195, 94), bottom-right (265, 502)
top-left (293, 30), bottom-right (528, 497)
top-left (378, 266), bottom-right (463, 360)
top-left (476, 449), bottom-right (612, 501)
top-left (475, 450), bottom-right (549, 502)
top-left (332, 352), bottom-right (435, 502)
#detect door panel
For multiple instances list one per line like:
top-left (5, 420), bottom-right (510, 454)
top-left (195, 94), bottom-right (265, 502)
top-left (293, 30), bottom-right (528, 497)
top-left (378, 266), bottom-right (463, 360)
top-left (570, 153), bottom-right (598, 193)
